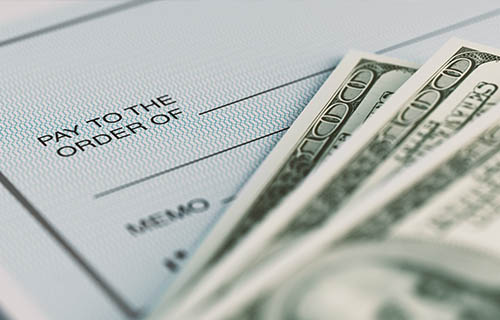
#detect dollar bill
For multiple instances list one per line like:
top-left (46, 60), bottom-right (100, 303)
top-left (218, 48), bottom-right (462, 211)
top-left (150, 51), bottom-right (418, 315)
top-left (258, 240), bottom-right (500, 320)
top-left (356, 53), bottom-right (500, 195)
top-left (198, 104), bottom-right (500, 320)
top-left (272, 39), bottom-right (500, 245)
top-left (151, 38), bottom-right (500, 318)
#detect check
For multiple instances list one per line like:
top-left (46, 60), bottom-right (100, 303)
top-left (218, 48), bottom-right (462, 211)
top-left (1, 2), bottom-right (500, 320)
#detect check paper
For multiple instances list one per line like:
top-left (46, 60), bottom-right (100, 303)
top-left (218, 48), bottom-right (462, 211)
top-left (1, 1), bottom-right (500, 319)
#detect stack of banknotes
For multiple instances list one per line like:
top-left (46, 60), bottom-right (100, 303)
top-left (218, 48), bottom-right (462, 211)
top-left (150, 38), bottom-right (500, 319)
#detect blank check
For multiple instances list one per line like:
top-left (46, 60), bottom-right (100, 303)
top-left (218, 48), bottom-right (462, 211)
top-left (1, 1), bottom-right (500, 319)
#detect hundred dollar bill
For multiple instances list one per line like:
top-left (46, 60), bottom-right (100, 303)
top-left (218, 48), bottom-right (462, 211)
top-left (151, 39), bottom-right (500, 318)
top-left (150, 51), bottom-right (418, 315)
top-left (258, 240), bottom-right (500, 320)
top-left (198, 104), bottom-right (500, 320)
top-left (356, 52), bottom-right (500, 195)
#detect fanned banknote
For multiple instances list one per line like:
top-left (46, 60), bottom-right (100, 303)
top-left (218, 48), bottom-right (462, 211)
top-left (255, 240), bottom-right (500, 320)
top-left (148, 52), bottom-right (418, 317)
top-left (152, 38), bottom-right (500, 318)
top-left (198, 104), bottom-right (500, 320)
